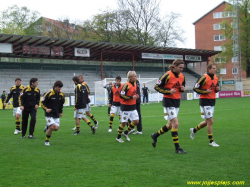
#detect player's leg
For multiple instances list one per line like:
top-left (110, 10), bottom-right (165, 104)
top-left (122, 110), bottom-right (139, 141)
top-left (133, 103), bottom-right (142, 134)
top-left (151, 107), bottom-right (172, 147)
top-left (82, 116), bottom-right (95, 134)
top-left (86, 104), bottom-right (98, 128)
top-left (108, 106), bottom-right (117, 132)
top-left (14, 108), bottom-right (22, 134)
top-left (21, 110), bottom-right (29, 138)
top-left (28, 109), bottom-right (37, 139)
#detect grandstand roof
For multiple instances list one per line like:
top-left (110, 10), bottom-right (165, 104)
top-left (0, 34), bottom-right (220, 62)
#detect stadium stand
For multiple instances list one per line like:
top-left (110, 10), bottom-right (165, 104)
top-left (0, 65), bottom-right (199, 95)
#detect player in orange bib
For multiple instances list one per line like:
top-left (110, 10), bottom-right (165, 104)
top-left (151, 59), bottom-right (187, 154)
top-left (108, 76), bottom-right (123, 132)
top-left (190, 64), bottom-right (220, 147)
top-left (116, 71), bottom-right (139, 143)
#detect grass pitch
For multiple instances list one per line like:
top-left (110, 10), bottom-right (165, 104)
top-left (0, 97), bottom-right (249, 187)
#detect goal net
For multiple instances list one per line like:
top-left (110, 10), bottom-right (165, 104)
top-left (94, 77), bottom-right (162, 106)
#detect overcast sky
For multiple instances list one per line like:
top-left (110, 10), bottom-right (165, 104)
top-left (1, 0), bottom-right (228, 49)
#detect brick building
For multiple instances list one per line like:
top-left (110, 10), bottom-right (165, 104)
top-left (193, 1), bottom-right (246, 80)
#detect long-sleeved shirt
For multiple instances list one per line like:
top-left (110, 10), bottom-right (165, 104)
top-left (74, 83), bottom-right (89, 109)
top-left (5, 85), bottom-right (25, 107)
top-left (19, 85), bottom-right (40, 111)
top-left (193, 73), bottom-right (219, 106)
top-left (155, 70), bottom-right (185, 107)
top-left (41, 89), bottom-right (65, 118)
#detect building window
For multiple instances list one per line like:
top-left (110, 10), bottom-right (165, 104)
top-left (232, 68), bottom-right (238, 74)
top-left (220, 68), bottom-right (227, 74)
top-left (215, 57), bottom-right (226, 63)
top-left (232, 56), bottom-right (238, 62)
top-left (214, 35), bottom-right (226, 41)
top-left (214, 46), bottom-right (226, 51)
top-left (213, 23), bottom-right (225, 30)
top-left (213, 11), bottom-right (233, 19)
top-left (213, 12), bottom-right (223, 18)
top-left (223, 11), bottom-right (233, 17)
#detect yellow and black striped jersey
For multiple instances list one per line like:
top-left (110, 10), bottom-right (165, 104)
top-left (41, 89), bottom-right (65, 118)
top-left (19, 85), bottom-right (40, 111)
top-left (5, 85), bottom-right (25, 107)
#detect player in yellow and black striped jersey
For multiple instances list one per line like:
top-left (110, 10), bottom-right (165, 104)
top-left (19, 78), bottom-right (40, 139)
top-left (72, 76), bottom-right (95, 135)
top-left (41, 81), bottom-right (65, 146)
top-left (190, 64), bottom-right (220, 147)
top-left (72, 75), bottom-right (99, 130)
top-left (151, 59), bottom-right (187, 154)
top-left (4, 78), bottom-right (25, 135)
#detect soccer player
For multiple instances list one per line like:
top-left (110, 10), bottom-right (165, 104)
top-left (19, 78), bottom-right (40, 139)
top-left (4, 78), bottom-right (25, 134)
top-left (104, 81), bottom-right (113, 116)
top-left (72, 75), bottom-right (98, 130)
top-left (151, 59), bottom-right (187, 154)
top-left (116, 71), bottom-right (139, 143)
top-left (141, 83), bottom-right (150, 105)
top-left (72, 76), bottom-right (95, 135)
top-left (1, 91), bottom-right (6, 110)
top-left (42, 81), bottom-right (65, 146)
top-left (128, 79), bottom-right (143, 135)
top-left (190, 64), bottom-right (220, 147)
top-left (108, 76), bottom-right (123, 132)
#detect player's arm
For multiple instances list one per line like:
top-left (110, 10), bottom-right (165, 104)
top-left (59, 92), bottom-right (65, 114)
top-left (215, 80), bottom-right (220, 92)
top-left (41, 91), bottom-right (50, 110)
top-left (120, 84), bottom-right (133, 100)
top-left (180, 76), bottom-right (186, 92)
top-left (193, 76), bottom-right (208, 94)
top-left (35, 89), bottom-right (40, 108)
top-left (19, 88), bottom-right (26, 108)
top-left (108, 86), bottom-right (114, 105)
top-left (75, 85), bottom-right (81, 107)
top-left (154, 73), bottom-right (171, 94)
top-left (84, 83), bottom-right (90, 95)
top-left (4, 88), bottom-right (13, 104)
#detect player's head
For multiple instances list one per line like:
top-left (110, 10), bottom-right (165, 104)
top-left (3, 91), bottom-right (5, 93)
top-left (15, 78), bottom-right (21, 86)
top-left (143, 83), bottom-right (146, 86)
top-left (78, 74), bottom-right (84, 82)
top-left (169, 59), bottom-right (184, 74)
top-left (127, 71), bottom-right (137, 82)
top-left (53, 80), bottom-right (63, 92)
top-left (115, 76), bottom-right (121, 86)
top-left (109, 81), bottom-right (113, 85)
top-left (72, 76), bottom-right (80, 84)
top-left (207, 64), bottom-right (217, 75)
top-left (30, 78), bottom-right (38, 87)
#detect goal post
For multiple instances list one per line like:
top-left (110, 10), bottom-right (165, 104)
top-left (94, 77), bottom-right (162, 106)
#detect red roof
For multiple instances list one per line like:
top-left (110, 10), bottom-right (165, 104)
top-left (43, 17), bottom-right (78, 34)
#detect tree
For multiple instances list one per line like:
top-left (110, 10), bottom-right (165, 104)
top-left (0, 5), bottom-right (40, 35)
top-left (154, 12), bottom-right (185, 47)
top-left (220, 0), bottom-right (250, 77)
top-left (117, 0), bottom-right (160, 45)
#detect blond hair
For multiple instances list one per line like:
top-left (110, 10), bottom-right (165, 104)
top-left (127, 71), bottom-right (137, 81)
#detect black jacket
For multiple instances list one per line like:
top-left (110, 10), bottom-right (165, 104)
top-left (41, 89), bottom-right (65, 118)
top-left (19, 85), bottom-right (40, 111)
top-left (5, 85), bottom-right (25, 107)
top-left (75, 83), bottom-right (89, 109)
